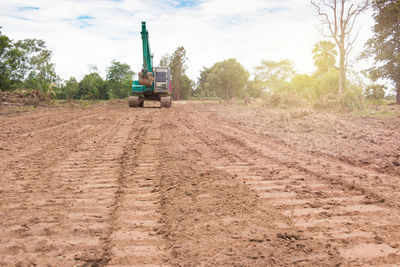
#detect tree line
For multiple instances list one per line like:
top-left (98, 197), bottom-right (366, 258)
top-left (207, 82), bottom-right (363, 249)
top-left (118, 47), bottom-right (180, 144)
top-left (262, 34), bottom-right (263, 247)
top-left (56, 61), bottom-right (135, 100)
top-left (1, 0), bottom-right (399, 104)
top-left (0, 27), bottom-right (135, 100)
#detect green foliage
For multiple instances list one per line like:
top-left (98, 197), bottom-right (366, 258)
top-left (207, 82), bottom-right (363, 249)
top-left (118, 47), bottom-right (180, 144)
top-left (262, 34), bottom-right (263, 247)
top-left (106, 60), bottom-right (134, 83)
top-left (180, 74), bottom-right (194, 99)
top-left (263, 90), bottom-right (306, 108)
top-left (362, 0), bottom-right (400, 103)
top-left (157, 49), bottom-right (194, 100)
top-left (341, 84), bottom-right (365, 111)
top-left (169, 46), bottom-right (191, 100)
top-left (312, 41), bottom-right (337, 75)
top-left (20, 40), bottom-right (58, 91)
top-left (0, 28), bottom-right (12, 90)
top-left (77, 72), bottom-right (107, 100)
top-left (55, 77), bottom-right (78, 100)
top-left (98, 80), bottom-right (109, 100)
top-left (0, 28), bottom-right (58, 92)
top-left (201, 58), bottom-right (249, 99)
top-left (107, 80), bottom-right (128, 99)
top-left (291, 74), bottom-right (318, 100)
top-left (365, 84), bottom-right (386, 100)
top-left (316, 68), bottom-right (339, 96)
top-left (246, 79), bottom-right (264, 98)
top-left (254, 59), bottom-right (295, 92)
top-left (106, 60), bottom-right (134, 99)
top-left (195, 67), bottom-right (214, 98)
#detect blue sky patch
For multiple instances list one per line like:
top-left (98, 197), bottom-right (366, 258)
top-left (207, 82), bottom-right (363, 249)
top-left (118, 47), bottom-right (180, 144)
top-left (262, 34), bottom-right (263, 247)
top-left (265, 7), bottom-right (285, 13)
top-left (17, 6), bottom-right (39, 11)
top-left (173, 0), bottom-right (199, 8)
top-left (78, 15), bottom-right (94, 20)
top-left (62, 16), bottom-right (95, 29)
top-left (77, 16), bottom-right (94, 28)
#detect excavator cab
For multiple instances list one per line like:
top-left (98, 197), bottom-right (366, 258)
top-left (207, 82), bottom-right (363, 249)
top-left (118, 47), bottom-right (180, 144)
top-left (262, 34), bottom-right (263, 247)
top-left (154, 67), bottom-right (171, 94)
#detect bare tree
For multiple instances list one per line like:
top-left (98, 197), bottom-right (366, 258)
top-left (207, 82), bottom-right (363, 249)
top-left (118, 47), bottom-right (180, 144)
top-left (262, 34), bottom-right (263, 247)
top-left (311, 0), bottom-right (369, 95)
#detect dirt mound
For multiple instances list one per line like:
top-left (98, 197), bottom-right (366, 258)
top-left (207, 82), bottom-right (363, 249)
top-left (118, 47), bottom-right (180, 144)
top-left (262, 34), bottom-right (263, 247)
top-left (0, 89), bottom-right (51, 106)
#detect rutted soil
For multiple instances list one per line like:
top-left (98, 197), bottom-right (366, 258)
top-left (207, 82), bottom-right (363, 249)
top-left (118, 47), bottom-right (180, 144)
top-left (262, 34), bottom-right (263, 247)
top-left (1, 101), bottom-right (400, 265)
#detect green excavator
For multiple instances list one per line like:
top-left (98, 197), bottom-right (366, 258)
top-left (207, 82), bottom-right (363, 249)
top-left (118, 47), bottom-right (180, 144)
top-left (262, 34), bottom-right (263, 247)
top-left (129, 21), bottom-right (172, 108)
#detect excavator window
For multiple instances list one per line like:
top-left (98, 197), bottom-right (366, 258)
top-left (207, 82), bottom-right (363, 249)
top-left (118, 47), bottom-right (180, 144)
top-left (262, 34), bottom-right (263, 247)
top-left (155, 71), bottom-right (167, 82)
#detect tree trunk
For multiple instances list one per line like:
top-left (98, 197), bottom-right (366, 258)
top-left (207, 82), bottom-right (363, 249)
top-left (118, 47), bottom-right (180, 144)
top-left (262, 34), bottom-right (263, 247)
top-left (397, 87), bottom-right (400, 105)
top-left (172, 78), bottom-right (180, 100)
top-left (338, 46), bottom-right (346, 96)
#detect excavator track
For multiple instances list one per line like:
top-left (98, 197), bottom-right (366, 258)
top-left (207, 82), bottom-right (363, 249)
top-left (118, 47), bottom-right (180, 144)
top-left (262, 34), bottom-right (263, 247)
top-left (160, 96), bottom-right (172, 108)
top-left (128, 96), bottom-right (144, 108)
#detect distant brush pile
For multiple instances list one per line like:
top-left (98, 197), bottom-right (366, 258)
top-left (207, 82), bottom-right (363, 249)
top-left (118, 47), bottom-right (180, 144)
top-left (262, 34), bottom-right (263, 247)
top-left (0, 89), bottom-right (51, 106)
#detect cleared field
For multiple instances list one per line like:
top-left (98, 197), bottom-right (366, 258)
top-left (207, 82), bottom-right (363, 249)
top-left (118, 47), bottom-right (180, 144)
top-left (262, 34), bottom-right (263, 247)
top-left (1, 101), bottom-right (400, 265)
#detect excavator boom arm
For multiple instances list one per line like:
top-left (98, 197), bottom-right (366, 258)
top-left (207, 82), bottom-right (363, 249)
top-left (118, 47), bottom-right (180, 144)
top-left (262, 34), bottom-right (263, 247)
top-left (141, 21), bottom-right (153, 74)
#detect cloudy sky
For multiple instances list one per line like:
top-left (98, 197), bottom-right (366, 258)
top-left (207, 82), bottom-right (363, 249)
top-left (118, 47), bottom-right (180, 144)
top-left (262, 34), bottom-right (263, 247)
top-left (0, 0), bottom-right (374, 81)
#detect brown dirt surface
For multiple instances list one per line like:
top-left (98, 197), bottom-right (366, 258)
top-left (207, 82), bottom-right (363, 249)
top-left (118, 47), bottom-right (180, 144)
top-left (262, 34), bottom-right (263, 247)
top-left (1, 100), bottom-right (400, 266)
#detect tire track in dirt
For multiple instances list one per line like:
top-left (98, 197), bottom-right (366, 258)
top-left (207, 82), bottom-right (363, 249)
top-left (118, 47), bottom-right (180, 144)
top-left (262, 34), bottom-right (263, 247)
top-left (0, 108), bottom-right (100, 148)
top-left (0, 108), bottom-right (128, 202)
top-left (220, 118), bottom-right (400, 208)
top-left (198, 105), bottom-right (400, 203)
top-left (0, 109), bottom-right (73, 130)
top-left (157, 107), bottom-right (291, 265)
top-left (0, 109), bottom-right (116, 172)
top-left (0, 107), bottom-right (138, 265)
top-left (255, 121), bottom-right (400, 197)
top-left (177, 105), bottom-right (400, 265)
top-left (105, 110), bottom-right (168, 265)
top-left (186, 105), bottom-right (400, 207)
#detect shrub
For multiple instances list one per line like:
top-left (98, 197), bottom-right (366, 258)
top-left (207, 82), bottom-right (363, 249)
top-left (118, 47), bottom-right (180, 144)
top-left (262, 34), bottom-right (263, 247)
top-left (291, 74), bottom-right (318, 101)
top-left (263, 91), bottom-right (306, 108)
top-left (316, 68), bottom-right (339, 97)
top-left (341, 84), bottom-right (365, 111)
top-left (365, 84), bottom-right (386, 100)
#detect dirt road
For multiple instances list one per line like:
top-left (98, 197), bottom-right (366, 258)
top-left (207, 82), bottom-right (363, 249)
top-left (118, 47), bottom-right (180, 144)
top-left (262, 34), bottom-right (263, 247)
top-left (1, 101), bottom-right (400, 265)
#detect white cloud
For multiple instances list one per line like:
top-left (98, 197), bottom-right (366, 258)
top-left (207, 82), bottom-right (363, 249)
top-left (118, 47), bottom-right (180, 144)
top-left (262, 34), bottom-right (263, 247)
top-left (0, 0), bottom-right (374, 82)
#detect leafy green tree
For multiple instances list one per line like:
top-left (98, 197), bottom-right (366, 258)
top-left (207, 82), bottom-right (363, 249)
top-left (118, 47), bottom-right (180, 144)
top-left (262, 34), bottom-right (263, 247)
top-left (56, 77), bottom-right (79, 100)
top-left (365, 84), bottom-right (386, 100)
top-left (0, 29), bottom-right (32, 90)
top-left (106, 60), bottom-right (134, 83)
top-left (98, 80), bottom-right (109, 100)
top-left (246, 79), bottom-right (264, 98)
top-left (195, 67), bottom-right (213, 97)
top-left (291, 74), bottom-right (318, 100)
top-left (3, 41), bottom-right (27, 89)
top-left (254, 59), bottom-right (295, 92)
top-left (169, 46), bottom-right (188, 100)
top-left (312, 41), bottom-right (337, 75)
top-left (180, 74), bottom-right (194, 99)
top-left (0, 33), bottom-right (58, 91)
top-left (106, 60), bottom-right (134, 99)
top-left (204, 58), bottom-right (249, 99)
top-left (0, 28), bottom-right (12, 90)
top-left (362, 0), bottom-right (400, 104)
top-left (66, 77), bottom-right (79, 100)
top-left (77, 72), bottom-right (105, 100)
top-left (317, 68), bottom-right (340, 96)
top-left (8, 39), bottom-right (58, 91)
